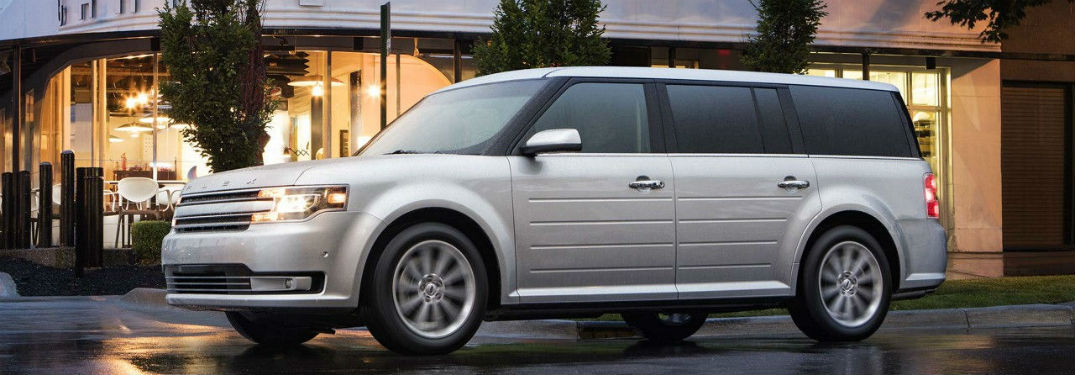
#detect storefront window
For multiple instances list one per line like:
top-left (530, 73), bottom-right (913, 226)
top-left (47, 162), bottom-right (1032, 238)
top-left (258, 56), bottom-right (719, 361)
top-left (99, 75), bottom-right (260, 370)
top-left (32, 39), bottom-right (461, 187)
top-left (807, 69), bottom-right (836, 77)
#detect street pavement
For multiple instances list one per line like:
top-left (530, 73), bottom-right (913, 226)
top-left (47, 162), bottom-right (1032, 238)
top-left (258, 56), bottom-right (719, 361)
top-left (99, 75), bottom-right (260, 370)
top-left (1, 297), bottom-right (1073, 375)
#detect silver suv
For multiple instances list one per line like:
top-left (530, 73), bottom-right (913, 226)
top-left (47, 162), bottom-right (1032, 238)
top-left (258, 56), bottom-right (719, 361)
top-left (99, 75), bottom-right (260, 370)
top-left (162, 67), bottom-right (947, 354)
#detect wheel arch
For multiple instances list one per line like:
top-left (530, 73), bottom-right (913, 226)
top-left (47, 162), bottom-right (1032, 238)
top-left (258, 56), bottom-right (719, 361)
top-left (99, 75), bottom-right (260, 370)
top-left (795, 210), bottom-right (903, 292)
top-left (359, 207), bottom-right (504, 313)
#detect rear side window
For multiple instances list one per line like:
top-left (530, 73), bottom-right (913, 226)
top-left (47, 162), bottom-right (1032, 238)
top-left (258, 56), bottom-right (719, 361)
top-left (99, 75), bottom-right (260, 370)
top-left (666, 85), bottom-right (763, 153)
top-left (790, 86), bottom-right (913, 157)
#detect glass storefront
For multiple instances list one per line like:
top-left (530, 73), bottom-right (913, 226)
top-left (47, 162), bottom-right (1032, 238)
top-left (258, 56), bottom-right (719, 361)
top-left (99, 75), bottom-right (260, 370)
top-left (30, 37), bottom-right (468, 184)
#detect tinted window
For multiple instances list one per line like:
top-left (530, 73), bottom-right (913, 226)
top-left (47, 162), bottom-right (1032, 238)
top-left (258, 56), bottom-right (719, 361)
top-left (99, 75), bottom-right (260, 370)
top-left (529, 83), bottom-right (650, 153)
top-left (667, 85), bottom-right (764, 154)
top-left (790, 86), bottom-right (913, 157)
top-left (753, 88), bottom-right (793, 153)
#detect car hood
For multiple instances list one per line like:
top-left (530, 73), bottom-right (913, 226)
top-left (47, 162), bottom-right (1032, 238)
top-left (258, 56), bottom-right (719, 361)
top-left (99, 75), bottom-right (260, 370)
top-left (182, 155), bottom-right (456, 194)
top-left (182, 160), bottom-right (319, 194)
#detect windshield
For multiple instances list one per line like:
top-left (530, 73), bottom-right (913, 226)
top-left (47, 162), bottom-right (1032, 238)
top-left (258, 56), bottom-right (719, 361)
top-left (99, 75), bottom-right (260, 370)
top-left (359, 80), bottom-right (546, 156)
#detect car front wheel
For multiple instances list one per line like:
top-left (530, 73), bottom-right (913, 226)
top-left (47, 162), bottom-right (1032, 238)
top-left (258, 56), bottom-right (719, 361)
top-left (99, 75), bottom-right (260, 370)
top-left (364, 222), bottom-right (487, 355)
top-left (789, 225), bottom-right (892, 341)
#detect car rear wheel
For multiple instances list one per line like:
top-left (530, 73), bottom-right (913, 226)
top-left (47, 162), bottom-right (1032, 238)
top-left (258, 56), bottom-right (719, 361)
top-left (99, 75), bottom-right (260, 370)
top-left (789, 225), bottom-right (892, 341)
top-left (364, 222), bottom-right (487, 355)
top-left (226, 312), bottom-right (320, 346)
top-left (622, 312), bottom-right (708, 343)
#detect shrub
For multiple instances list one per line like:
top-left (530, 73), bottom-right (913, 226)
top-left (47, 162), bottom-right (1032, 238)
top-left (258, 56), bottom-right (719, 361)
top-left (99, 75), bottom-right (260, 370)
top-left (131, 221), bottom-right (172, 265)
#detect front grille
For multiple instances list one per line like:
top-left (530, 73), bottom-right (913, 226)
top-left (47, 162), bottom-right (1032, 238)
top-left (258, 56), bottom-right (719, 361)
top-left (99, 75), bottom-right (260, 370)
top-left (165, 265), bottom-right (324, 294)
top-left (173, 188), bottom-right (271, 233)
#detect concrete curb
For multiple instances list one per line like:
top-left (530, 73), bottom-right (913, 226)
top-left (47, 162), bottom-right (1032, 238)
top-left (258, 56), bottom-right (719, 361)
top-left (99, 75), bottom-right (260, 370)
top-left (110, 288), bottom-right (1074, 340)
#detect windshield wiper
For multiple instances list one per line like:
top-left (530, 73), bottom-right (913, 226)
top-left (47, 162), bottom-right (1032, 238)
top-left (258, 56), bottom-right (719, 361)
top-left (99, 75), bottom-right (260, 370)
top-left (383, 149), bottom-right (442, 155)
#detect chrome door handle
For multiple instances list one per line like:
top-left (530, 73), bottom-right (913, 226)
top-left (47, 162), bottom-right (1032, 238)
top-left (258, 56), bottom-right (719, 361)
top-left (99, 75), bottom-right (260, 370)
top-left (778, 177), bottom-right (810, 190)
top-left (629, 176), bottom-right (665, 191)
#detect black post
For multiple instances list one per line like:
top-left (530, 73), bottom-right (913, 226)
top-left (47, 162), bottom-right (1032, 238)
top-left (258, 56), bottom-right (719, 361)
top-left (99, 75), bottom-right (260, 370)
top-left (74, 167), bottom-right (103, 274)
top-left (74, 167), bottom-right (86, 276)
top-left (38, 162), bottom-right (53, 248)
top-left (861, 51), bottom-right (871, 81)
top-left (12, 45), bottom-right (20, 176)
top-left (380, 1), bottom-right (390, 130)
top-left (1, 172), bottom-right (12, 249)
top-left (85, 173), bottom-right (103, 267)
top-left (60, 151), bottom-right (75, 246)
top-left (16, 171), bottom-right (30, 248)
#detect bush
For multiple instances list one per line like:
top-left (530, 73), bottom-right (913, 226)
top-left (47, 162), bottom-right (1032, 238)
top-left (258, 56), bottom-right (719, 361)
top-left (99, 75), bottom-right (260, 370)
top-left (131, 221), bottom-right (171, 265)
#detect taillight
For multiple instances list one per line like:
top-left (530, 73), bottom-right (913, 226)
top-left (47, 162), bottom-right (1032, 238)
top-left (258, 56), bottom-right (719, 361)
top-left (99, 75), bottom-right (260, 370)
top-left (924, 173), bottom-right (939, 219)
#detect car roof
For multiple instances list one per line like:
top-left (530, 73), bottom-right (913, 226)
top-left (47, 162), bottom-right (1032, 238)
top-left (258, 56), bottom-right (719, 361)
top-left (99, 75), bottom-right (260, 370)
top-left (436, 66), bottom-right (899, 93)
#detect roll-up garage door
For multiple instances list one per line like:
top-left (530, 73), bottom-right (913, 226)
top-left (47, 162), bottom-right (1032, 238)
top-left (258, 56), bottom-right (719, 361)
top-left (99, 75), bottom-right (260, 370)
top-left (1001, 84), bottom-right (1070, 249)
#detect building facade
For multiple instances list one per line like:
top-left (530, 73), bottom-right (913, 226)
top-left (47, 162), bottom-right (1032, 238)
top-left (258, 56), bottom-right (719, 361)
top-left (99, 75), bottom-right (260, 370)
top-left (0, 0), bottom-right (1072, 264)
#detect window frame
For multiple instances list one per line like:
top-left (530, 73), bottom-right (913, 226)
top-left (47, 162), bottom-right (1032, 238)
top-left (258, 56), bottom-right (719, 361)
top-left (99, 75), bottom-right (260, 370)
top-left (655, 79), bottom-right (802, 155)
top-left (507, 78), bottom-right (666, 156)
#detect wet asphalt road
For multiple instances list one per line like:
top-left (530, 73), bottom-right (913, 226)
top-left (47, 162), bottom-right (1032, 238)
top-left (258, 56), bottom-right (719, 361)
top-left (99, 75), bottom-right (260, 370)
top-left (1, 297), bottom-right (1073, 375)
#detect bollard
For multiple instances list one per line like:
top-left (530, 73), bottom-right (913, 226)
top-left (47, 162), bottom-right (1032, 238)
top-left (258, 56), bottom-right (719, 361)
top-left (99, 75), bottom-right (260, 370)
top-left (38, 162), bottom-right (53, 248)
top-left (16, 171), bottom-right (31, 249)
top-left (1, 172), bottom-right (12, 249)
top-left (74, 167), bottom-right (104, 276)
top-left (60, 151), bottom-right (75, 247)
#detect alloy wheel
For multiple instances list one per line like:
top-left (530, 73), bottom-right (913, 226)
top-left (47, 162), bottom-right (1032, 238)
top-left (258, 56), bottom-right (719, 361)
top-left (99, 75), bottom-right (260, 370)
top-left (391, 239), bottom-right (477, 339)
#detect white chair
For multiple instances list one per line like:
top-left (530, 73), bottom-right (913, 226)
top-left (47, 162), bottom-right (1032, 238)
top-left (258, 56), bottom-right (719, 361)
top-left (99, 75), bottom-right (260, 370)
top-left (115, 177), bottom-right (161, 247)
top-left (117, 177), bottom-right (159, 210)
top-left (156, 184), bottom-right (185, 211)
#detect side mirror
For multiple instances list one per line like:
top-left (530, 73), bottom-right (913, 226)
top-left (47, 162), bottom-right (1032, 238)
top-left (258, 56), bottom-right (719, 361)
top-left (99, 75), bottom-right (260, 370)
top-left (520, 128), bottom-right (582, 156)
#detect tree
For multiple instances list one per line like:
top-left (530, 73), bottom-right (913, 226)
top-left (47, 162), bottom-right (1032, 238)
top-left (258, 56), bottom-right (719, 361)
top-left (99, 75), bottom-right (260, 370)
top-left (158, 0), bottom-right (274, 173)
top-left (473, 0), bottom-right (611, 75)
top-left (741, 0), bottom-right (828, 74)
top-left (925, 0), bottom-right (1072, 43)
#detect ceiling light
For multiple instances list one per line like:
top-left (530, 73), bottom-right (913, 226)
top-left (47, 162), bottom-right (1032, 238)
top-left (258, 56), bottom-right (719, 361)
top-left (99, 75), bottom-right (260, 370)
top-left (108, 134), bottom-right (123, 143)
top-left (287, 75), bottom-right (344, 87)
top-left (115, 122), bottom-right (154, 132)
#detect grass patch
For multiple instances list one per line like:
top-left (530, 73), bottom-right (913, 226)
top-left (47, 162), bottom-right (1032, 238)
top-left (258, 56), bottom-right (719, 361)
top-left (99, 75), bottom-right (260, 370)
top-left (584, 275), bottom-right (1074, 321)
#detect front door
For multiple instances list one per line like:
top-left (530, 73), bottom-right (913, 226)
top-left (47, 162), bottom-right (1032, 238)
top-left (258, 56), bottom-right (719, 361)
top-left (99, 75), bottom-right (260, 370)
top-left (510, 81), bottom-right (676, 304)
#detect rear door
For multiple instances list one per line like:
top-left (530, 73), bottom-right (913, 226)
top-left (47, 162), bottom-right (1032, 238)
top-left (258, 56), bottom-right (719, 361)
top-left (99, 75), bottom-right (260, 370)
top-left (661, 83), bottom-right (821, 299)
top-left (509, 80), bottom-right (677, 304)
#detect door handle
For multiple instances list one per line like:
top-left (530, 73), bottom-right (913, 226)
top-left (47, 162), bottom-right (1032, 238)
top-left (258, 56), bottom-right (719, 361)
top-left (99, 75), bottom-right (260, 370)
top-left (778, 176), bottom-right (810, 190)
top-left (629, 176), bottom-right (665, 191)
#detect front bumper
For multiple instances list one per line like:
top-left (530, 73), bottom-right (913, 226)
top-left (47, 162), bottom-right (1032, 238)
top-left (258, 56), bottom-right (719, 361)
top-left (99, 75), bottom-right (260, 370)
top-left (162, 211), bottom-right (382, 310)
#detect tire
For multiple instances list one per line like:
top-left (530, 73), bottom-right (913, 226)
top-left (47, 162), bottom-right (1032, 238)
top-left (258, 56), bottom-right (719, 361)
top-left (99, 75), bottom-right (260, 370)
top-left (226, 311), bottom-right (320, 346)
top-left (622, 312), bottom-right (708, 343)
top-left (789, 225), bottom-right (892, 342)
top-left (364, 222), bottom-right (488, 355)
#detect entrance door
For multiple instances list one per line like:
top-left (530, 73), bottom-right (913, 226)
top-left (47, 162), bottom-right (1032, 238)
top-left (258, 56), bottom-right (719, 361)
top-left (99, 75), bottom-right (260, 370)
top-left (510, 81), bottom-right (677, 303)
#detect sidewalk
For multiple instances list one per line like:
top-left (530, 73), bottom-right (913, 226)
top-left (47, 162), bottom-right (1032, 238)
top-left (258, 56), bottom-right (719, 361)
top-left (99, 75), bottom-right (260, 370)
top-left (108, 288), bottom-right (1074, 340)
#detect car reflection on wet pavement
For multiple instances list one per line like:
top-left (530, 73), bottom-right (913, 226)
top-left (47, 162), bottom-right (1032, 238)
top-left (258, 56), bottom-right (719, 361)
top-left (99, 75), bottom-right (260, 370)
top-left (1, 297), bottom-right (1072, 375)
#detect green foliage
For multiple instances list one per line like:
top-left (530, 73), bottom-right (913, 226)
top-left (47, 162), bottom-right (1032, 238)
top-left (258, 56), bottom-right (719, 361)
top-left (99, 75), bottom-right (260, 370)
top-left (131, 221), bottom-right (172, 265)
top-left (741, 0), bottom-right (828, 74)
top-left (158, 0), bottom-right (275, 173)
top-left (473, 0), bottom-right (612, 75)
top-left (925, 0), bottom-right (1071, 43)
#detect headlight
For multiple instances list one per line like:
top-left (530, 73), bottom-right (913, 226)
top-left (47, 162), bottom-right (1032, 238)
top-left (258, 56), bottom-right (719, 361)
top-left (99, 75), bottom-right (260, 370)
top-left (250, 185), bottom-right (348, 223)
